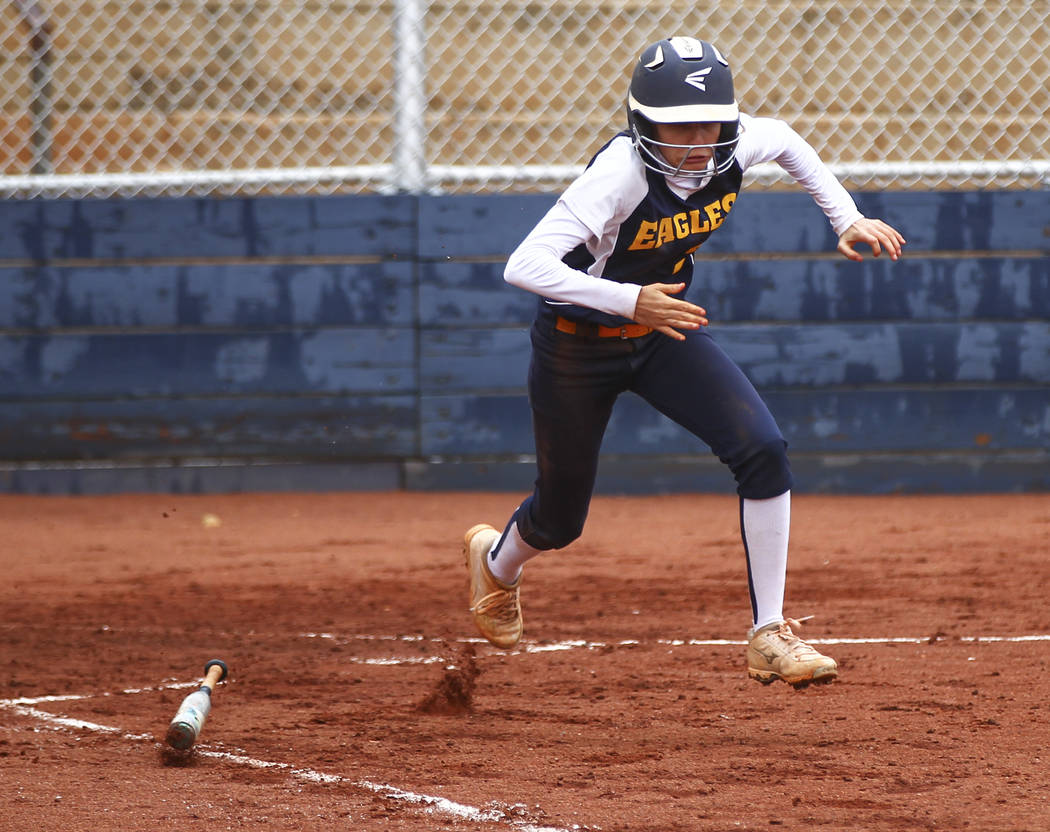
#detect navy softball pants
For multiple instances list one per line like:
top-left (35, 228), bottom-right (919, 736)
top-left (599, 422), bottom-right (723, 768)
top-left (514, 317), bottom-right (794, 551)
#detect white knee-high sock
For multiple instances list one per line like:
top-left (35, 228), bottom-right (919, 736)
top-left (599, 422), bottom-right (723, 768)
top-left (741, 491), bottom-right (790, 631)
top-left (488, 521), bottom-right (542, 584)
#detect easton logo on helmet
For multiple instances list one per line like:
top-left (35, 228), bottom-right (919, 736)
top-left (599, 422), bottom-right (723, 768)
top-left (684, 67), bottom-right (713, 91)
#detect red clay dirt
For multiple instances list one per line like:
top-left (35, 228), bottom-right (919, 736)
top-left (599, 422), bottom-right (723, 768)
top-left (2, 491), bottom-right (1048, 831)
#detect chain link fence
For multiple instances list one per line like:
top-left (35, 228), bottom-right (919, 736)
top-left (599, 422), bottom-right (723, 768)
top-left (2, 1), bottom-right (1049, 197)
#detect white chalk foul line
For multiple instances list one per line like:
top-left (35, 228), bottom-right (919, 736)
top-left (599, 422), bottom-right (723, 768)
top-left (3, 703), bottom-right (155, 741)
top-left (195, 747), bottom-right (578, 832)
top-left (300, 631), bottom-right (1050, 665)
top-left (0, 694), bottom-right (589, 832)
top-left (2, 680), bottom-right (199, 707)
top-left (5, 631), bottom-right (1045, 829)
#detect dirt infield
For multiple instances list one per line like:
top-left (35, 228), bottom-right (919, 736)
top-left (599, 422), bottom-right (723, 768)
top-left (2, 491), bottom-right (1048, 831)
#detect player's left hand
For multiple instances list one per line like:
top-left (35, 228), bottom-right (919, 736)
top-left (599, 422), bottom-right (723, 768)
top-left (837, 217), bottom-right (906, 262)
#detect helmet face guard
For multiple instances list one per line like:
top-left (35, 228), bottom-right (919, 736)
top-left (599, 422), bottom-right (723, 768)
top-left (628, 115), bottom-right (742, 180)
top-left (626, 37), bottom-right (741, 181)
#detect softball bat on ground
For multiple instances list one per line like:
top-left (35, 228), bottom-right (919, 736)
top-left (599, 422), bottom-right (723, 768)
top-left (164, 659), bottom-right (228, 750)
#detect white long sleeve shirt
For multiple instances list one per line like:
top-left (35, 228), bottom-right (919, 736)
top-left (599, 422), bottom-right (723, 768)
top-left (504, 113), bottom-right (863, 320)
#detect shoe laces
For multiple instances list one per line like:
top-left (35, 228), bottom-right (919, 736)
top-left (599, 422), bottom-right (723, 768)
top-left (770, 617), bottom-right (822, 659)
top-left (471, 587), bottom-right (519, 624)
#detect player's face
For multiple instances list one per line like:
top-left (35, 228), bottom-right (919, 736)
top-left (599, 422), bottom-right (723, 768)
top-left (651, 122), bottom-right (722, 171)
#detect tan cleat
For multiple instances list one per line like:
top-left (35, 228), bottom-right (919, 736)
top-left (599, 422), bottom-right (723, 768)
top-left (747, 617), bottom-right (838, 688)
top-left (463, 523), bottom-right (523, 649)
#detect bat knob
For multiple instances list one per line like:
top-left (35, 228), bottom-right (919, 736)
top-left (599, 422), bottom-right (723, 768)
top-left (204, 659), bottom-right (228, 683)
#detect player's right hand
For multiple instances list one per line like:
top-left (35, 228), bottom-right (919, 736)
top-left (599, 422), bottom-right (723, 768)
top-left (632, 282), bottom-right (708, 341)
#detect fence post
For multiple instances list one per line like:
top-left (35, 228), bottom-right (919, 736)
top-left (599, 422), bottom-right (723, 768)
top-left (393, 0), bottom-right (426, 192)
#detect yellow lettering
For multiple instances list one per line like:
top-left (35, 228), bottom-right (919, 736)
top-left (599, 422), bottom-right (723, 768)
top-left (656, 217), bottom-right (676, 247)
top-left (704, 200), bottom-right (724, 230)
top-left (689, 209), bottom-right (710, 234)
top-left (628, 220), bottom-right (658, 250)
top-left (632, 196), bottom-right (737, 253)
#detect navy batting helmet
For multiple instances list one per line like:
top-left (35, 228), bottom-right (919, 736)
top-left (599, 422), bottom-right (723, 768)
top-left (627, 37), bottom-right (741, 179)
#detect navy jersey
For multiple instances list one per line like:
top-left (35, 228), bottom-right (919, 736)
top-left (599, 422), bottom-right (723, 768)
top-left (540, 131), bottom-right (743, 328)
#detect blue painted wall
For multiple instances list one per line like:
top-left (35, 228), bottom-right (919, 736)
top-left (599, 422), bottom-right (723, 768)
top-left (0, 190), bottom-right (1047, 494)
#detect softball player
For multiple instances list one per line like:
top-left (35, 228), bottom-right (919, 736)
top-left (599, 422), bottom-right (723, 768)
top-left (464, 36), bottom-right (905, 687)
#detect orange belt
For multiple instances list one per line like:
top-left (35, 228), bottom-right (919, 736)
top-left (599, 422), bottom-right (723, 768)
top-left (555, 316), bottom-right (653, 339)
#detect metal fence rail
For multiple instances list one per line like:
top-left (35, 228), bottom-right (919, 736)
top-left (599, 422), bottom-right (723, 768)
top-left (2, 1), bottom-right (1049, 197)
